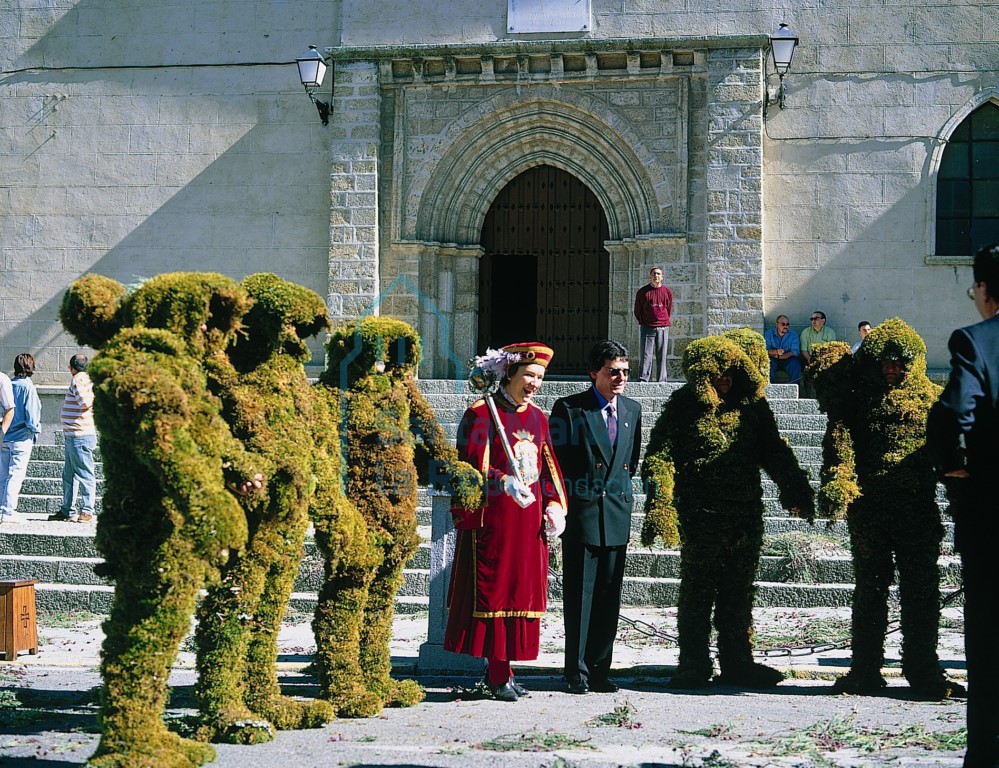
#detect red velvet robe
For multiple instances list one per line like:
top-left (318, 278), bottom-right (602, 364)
top-left (444, 395), bottom-right (567, 661)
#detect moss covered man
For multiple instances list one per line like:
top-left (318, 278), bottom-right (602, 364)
top-left (316, 316), bottom-right (481, 713)
top-left (808, 318), bottom-right (964, 699)
top-left (309, 379), bottom-right (383, 718)
top-left (59, 273), bottom-right (262, 768)
top-left (194, 274), bottom-right (335, 743)
top-left (641, 332), bottom-right (814, 689)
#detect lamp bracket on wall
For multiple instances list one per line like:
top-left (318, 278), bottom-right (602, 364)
top-left (295, 45), bottom-right (334, 126)
top-left (763, 23), bottom-right (798, 118)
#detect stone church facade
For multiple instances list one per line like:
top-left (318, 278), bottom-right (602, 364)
top-left (2, 1), bottom-right (997, 380)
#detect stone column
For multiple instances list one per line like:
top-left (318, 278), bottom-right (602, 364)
top-left (603, 241), bottom-right (634, 349)
top-left (328, 61), bottom-right (381, 322)
top-left (417, 492), bottom-right (485, 674)
top-left (703, 48), bottom-right (765, 335)
top-left (442, 245), bottom-right (481, 377)
top-left (415, 242), bottom-right (483, 378)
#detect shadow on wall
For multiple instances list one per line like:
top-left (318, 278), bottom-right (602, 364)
top-left (9, 0), bottom-right (328, 71)
top-left (1, 96), bottom-right (332, 383)
top-left (761, 137), bottom-right (974, 371)
top-left (2, 0), bottom-right (333, 383)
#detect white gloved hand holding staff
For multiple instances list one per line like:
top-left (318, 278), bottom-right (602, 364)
top-left (503, 474), bottom-right (536, 508)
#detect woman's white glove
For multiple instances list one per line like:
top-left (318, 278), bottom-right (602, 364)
top-left (544, 506), bottom-right (566, 539)
top-left (503, 474), bottom-right (536, 509)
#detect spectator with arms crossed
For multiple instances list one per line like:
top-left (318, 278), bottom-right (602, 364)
top-left (764, 315), bottom-right (801, 383)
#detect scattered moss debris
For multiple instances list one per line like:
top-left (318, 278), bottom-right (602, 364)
top-left (36, 610), bottom-right (103, 629)
top-left (586, 701), bottom-right (642, 729)
top-left (700, 749), bottom-right (741, 768)
top-left (759, 713), bottom-right (966, 756)
top-left (752, 615), bottom-right (852, 648)
top-left (681, 722), bottom-right (737, 740)
top-left (475, 731), bottom-right (594, 752)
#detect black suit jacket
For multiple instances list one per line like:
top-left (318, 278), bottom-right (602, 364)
top-left (929, 313), bottom-right (999, 483)
top-left (550, 388), bottom-right (643, 547)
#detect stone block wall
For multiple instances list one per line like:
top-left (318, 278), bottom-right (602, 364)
top-left (705, 48), bottom-right (765, 336)
top-left (758, 3), bottom-right (996, 365)
top-left (4, 1), bottom-right (998, 380)
top-left (373, 50), bottom-right (740, 376)
top-left (0, 2), bottom-right (333, 382)
top-left (328, 61), bottom-right (381, 322)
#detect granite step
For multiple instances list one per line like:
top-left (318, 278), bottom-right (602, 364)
top-left (4, 510), bottom-right (959, 618)
top-left (14, 381), bottom-right (956, 619)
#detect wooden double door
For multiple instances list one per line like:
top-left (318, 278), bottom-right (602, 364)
top-left (478, 165), bottom-right (610, 376)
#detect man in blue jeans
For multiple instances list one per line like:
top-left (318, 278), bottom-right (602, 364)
top-left (49, 354), bottom-right (97, 523)
top-left (764, 315), bottom-right (801, 383)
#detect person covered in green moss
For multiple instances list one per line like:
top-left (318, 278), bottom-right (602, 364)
top-left (722, 326), bottom-right (772, 380)
top-left (194, 274), bottom-right (335, 744)
top-left (316, 316), bottom-right (481, 714)
top-left (807, 317), bottom-right (965, 699)
top-left (641, 332), bottom-right (814, 689)
top-left (803, 340), bottom-right (862, 519)
top-left (309, 382), bottom-right (383, 718)
top-left (59, 272), bottom-right (263, 768)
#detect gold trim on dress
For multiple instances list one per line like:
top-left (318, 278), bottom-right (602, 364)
top-left (542, 443), bottom-right (567, 511)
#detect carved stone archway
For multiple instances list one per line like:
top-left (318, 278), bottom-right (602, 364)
top-left (411, 91), bottom-right (670, 244)
top-left (478, 164), bottom-right (611, 374)
top-left (403, 92), bottom-right (675, 376)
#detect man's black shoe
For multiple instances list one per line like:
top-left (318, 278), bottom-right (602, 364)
top-left (491, 681), bottom-right (519, 702)
top-left (565, 677), bottom-right (589, 694)
top-left (589, 678), bottom-right (619, 693)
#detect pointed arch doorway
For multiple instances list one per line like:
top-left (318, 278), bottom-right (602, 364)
top-left (478, 165), bottom-right (610, 376)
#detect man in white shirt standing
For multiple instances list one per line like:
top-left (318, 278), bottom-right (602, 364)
top-left (49, 354), bottom-right (97, 523)
top-left (851, 321), bottom-right (872, 353)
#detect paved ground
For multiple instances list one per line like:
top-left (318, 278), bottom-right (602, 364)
top-left (0, 603), bottom-right (970, 767)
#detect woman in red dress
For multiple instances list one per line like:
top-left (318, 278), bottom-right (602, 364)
top-left (444, 342), bottom-right (567, 701)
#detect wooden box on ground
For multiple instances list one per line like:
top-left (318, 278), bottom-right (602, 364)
top-left (0, 579), bottom-right (38, 660)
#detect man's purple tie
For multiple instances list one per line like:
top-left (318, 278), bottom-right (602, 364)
top-left (606, 402), bottom-right (617, 444)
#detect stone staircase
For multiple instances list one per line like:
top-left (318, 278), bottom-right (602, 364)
top-left (0, 380), bottom-right (959, 616)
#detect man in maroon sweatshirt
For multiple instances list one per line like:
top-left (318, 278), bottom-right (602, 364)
top-left (633, 267), bottom-right (673, 382)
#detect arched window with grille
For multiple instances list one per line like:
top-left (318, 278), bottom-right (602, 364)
top-left (936, 102), bottom-right (999, 257)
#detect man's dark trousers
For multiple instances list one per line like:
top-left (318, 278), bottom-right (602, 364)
top-left (551, 388), bottom-right (642, 686)
top-left (928, 314), bottom-right (999, 768)
top-left (957, 511), bottom-right (999, 767)
top-left (561, 540), bottom-right (627, 684)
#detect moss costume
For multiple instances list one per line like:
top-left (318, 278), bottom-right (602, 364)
top-left (641, 333), bottom-right (814, 689)
top-left (808, 317), bottom-right (963, 698)
top-left (193, 274), bottom-right (335, 743)
top-left (309, 383), bottom-right (383, 718)
top-left (317, 316), bottom-right (481, 713)
top-left (59, 273), bottom-right (258, 768)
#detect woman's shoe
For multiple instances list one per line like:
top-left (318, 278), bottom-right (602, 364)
top-left (491, 681), bottom-right (519, 702)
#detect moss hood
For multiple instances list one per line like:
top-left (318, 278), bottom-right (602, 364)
top-left (680, 335), bottom-right (766, 408)
top-left (323, 316), bottom-right (422, 389)
top-left (853, 317), bottom-right (929, 389)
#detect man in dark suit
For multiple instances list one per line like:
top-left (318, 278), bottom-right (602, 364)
top-left (550, 340), bottom-right (643, 694)
top-left (928, 242), bottom-right (999, 768)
